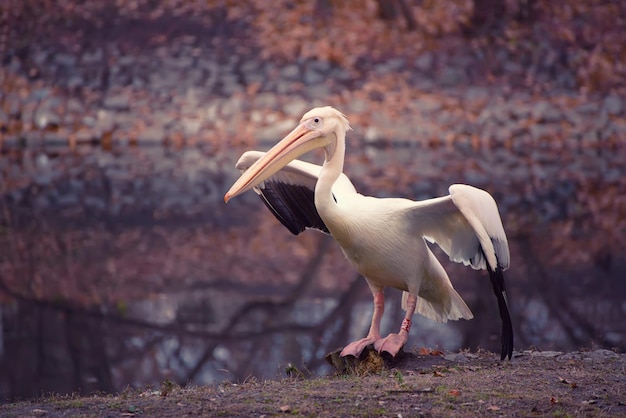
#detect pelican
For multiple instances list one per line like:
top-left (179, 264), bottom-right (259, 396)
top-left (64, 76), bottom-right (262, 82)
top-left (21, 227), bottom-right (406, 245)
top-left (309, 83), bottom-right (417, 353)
top-left (224, 106), bottom-right (513, 360)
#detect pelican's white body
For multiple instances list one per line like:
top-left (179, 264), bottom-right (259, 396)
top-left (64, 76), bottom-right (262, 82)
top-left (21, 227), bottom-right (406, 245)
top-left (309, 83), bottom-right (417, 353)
top-left (236, 150), bottom-right (508, 323)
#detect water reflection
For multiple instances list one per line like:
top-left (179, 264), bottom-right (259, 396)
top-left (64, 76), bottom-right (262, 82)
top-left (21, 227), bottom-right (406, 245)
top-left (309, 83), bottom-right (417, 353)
top-left (1, 141), bottom-right (625, 400)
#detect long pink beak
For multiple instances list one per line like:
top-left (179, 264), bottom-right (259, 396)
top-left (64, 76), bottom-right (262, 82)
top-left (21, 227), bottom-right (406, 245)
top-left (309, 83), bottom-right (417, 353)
top-left (224, 123), bottom-right (324, 202)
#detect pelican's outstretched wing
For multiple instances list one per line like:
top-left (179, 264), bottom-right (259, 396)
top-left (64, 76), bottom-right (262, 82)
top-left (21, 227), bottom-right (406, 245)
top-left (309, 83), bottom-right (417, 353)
top-left (235, 151), bottom-right (357, 235)
top-left (406, 184), bottom-right (512, 360)
top-left (408, 184), bottom-right (509, 271)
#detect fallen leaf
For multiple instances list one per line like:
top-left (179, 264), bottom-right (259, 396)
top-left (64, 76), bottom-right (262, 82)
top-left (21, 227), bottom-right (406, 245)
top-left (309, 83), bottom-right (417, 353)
top-left (418, 347), bottom-right (443, 356)
top-left (279, 405), bottom-right (291, 413)
top-left (487, 405), bottom-right (500, 411)
top-left (550, 397), bottom-right (559, 404)
top-left (448, 389), bottom-right (461, 397)
top-left (433, 371), bottom-right (444, 377)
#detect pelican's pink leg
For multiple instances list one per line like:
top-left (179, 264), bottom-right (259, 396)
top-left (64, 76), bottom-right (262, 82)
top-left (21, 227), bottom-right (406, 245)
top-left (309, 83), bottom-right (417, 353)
top-left (340, 291), bottom-right (384, 357)
top-left (375, 294), bottom-right (417, 357)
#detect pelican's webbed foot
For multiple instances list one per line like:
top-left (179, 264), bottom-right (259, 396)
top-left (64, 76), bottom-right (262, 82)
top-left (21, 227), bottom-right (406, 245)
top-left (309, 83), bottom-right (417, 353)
top-left (340, 336), bottom-right (380, 358)
top-left (374, 331), bottom-right (408, 357)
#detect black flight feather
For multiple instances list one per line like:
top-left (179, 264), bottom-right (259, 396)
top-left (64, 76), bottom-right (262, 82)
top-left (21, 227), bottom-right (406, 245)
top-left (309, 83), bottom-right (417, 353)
top-left (256, 179), bottom-right (329, 235)
top-left (481, 247), bottom-right (514, 360)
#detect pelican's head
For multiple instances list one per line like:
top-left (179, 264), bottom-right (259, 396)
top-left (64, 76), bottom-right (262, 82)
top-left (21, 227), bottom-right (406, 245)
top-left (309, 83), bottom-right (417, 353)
top-left (224, 106), bottom-right (351, 202)
top-left (300, 106), bottom-right (351, 139)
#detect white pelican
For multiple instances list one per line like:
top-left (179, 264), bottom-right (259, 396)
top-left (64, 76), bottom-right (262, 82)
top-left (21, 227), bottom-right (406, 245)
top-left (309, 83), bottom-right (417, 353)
top-left (224, 106), bottom-right (513, 360)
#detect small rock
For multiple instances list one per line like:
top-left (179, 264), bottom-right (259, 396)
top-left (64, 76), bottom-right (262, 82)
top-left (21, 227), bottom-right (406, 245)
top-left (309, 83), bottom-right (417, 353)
top-left (587, 349), bottom-right (619, 361)
top-left (476, 107), bottom-right (500, 125)
top-left (221, 96), bottom-right (244, 116)
top-left (503, 61), bottom-right (523, 75)
top-left (240, 58), bottom-right (262, 74)
top-left (443, 353), bottom-right (470, 363)
top-left (118, 55), bottom-right (136, 67)
top-left (275, 80), bottom-right (295, 95)
top-left (303, 67), bottom-right (324, 85)
top-left (364, 126), bottom-right (381, 143)
top-left (563, 109), bottom-right (583, 127)
top-left (375, 57), bottom-right (406, 73)
top-left (181, 117), bottom-right (202, 136)
top-left (594, 109), bottom-right (609, 129)
top-left (94, 109), bottom-right (115, 132)
top-left (32, 88), bottom-right (52, 100)
top-left (464, 86), bottom-right (489, 104)
top-left (67, 75), bottom-right (84, 89)
top-left (0, 110), bottom-right (8, 127)
top-left (103, 94), bottom-right (131, 111)
top-left (413, 98), bottom-right (442, 113)
top-left (34, 108), bottom-right (61, 129)
top-left (32, 49), bottom-right (49, 65)
top-left (329, 66), bottom-right (352, 81)
top-left (55, 53), bottom-right (77, 67)
top-left (6, 93), bottom-right (22, 116)
top-left (306, 83), bottom-right (330, 100)
top-left (166, 56), bottom-right (194, 69)
top-left (221, 73), bottom-right (241, 95)
top-left (254, 93), bottom-right (278, 109)
top-left (82, 48), bottom-right (104, 65)
top-left (530, 350), bottom-right (563, 358)
top-left (346, 98), bottom-right (369, 114)
top-left (137, 125), bottom-right (166, 144)
top-left (511, 103), bottom-right (532, 120)
top-left (576, 102), bottom-right (599, 115)
top-left (439, 67), bottom-right (467, 87)
top-left (283, 98), bottom-right (309, 117)
top-left (255, 119), bottom-right (294, 141)
top-left (558, 352), bottom-right (585, 361)
top-left (532, 101), bottom-right (561, 123)
top-left (308, 59), bottom-right (331, 73)
top-left (42, 132), bottom-right (66, 146)
top-left (528, 124), bottom-right (556, 141)
top-left (415, 52), bottom-right (434, 72)
top-left (280, 64), bottom-right (300, 79)
top-left (603, 95), bottom-right (623, 115)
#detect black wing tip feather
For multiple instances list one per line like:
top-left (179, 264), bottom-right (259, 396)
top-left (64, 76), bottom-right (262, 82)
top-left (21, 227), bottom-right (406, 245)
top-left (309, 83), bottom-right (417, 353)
top-left (478, 247), bottom-right (513, 360)
top-left (491, 266), bottom-right (514, 361)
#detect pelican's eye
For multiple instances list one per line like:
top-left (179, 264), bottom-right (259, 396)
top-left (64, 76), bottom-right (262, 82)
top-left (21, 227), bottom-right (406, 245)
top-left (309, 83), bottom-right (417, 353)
top-left (305, 117), bottom-right (322, 129)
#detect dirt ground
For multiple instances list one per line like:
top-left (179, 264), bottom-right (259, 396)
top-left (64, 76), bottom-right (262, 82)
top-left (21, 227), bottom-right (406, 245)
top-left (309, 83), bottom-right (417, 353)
top-left (2, 348), bottom-right (624, 417)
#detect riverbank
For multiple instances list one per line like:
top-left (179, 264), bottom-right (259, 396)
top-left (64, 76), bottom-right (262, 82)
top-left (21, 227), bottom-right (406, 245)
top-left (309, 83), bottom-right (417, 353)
top-left (2, 349), bottom-right (624, 417)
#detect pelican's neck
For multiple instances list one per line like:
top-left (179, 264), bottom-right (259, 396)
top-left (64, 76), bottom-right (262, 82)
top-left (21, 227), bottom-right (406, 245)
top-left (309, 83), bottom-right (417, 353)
top-left (315, 131), bottom-right (345, 213)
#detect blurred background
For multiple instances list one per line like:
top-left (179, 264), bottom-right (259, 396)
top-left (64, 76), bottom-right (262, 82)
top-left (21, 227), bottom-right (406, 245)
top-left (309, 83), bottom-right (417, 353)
top-left (1, 0), bottom-right (624, 401)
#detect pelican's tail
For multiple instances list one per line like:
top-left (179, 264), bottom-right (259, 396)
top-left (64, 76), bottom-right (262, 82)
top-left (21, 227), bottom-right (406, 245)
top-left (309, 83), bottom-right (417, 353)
top-left (402, 289), bottom-right (473, 323)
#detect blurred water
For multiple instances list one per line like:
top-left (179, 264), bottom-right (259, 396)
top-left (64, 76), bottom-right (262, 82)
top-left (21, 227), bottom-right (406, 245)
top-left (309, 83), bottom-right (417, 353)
top-left (1, 140), bottom-right (624, 400)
